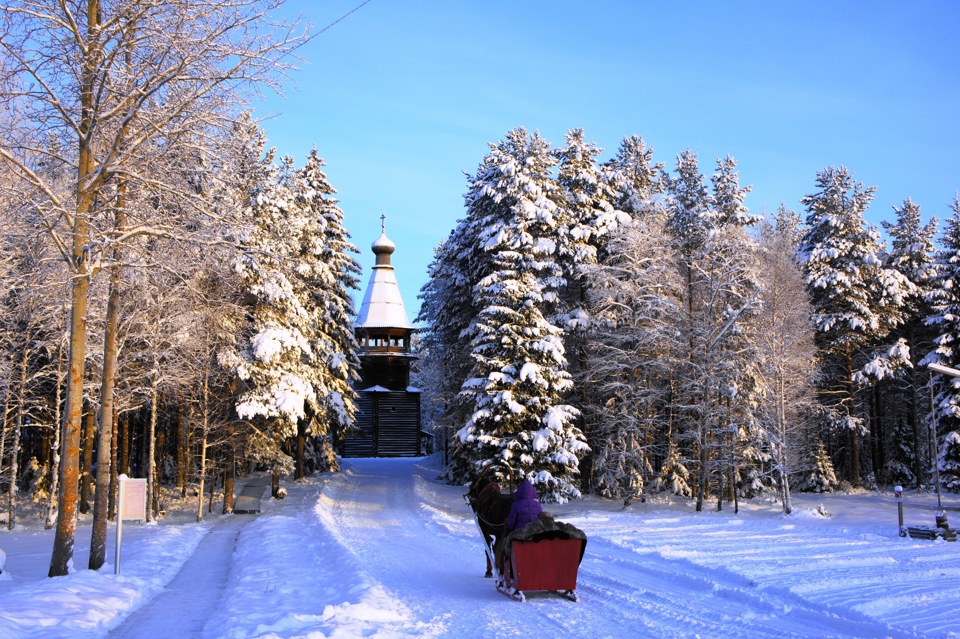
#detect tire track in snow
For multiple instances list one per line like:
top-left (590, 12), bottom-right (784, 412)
top-left (601, 519), bottom-right (960, 638)
top-left (573, 537), bottom-right (919, 639)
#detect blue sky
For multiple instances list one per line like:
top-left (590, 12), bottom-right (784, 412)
top-left (257, 1), bottom-right (960, 320)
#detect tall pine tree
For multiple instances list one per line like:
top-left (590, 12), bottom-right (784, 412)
top-left (879, 198), bottom-right (938, 485)
top-left (798, 166), bottom-right (912, 487)
top-left (926, 197), bottom-right (960, 491)
top-left (456, 128), bottom-right (588, 502)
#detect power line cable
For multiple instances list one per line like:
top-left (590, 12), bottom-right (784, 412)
top-left (316, 0), bottom-right (372, 37)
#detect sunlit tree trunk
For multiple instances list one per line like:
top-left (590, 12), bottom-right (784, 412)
top-left (196, 370), bottom-right (210, 523)
top-left (45, 343), bottom-right (65, 530)
top-left (178, 402), bottom-right (189, 497)
top-left (146, 372), bottom-right (159, 522)
top-left (222, 424), bottom-right (235, 513)
top-left (7, 343), bottom-right (29, 530)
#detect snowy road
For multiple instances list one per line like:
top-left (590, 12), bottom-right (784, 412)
top-left (300, 458), bottom-right (952, 639)
top-left (2, 455), bottom-right (960, 638)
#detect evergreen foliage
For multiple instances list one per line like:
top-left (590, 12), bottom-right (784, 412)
top-left (798, 442), bottom-right (840, 493)
top-left (225, 135), bottom-right (359, 476)
top-left (927, 198), bottom-right (960, 423)
top-left (455, 128), bottom-right (588, 502)
top-left (798, 166), bottom-right (913, 486)
top-left (939, 431), bottom-right (960, 493)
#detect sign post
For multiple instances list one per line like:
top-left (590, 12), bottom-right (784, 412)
top-left (894, 485), bottom-right (905, 537)
top-left (116, 475), bottom-right (147, 575)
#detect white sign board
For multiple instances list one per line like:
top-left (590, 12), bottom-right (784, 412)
top-left (119, 477), bottom-right (147, 520)
top-left (115, 476), bottom-right (148, 575)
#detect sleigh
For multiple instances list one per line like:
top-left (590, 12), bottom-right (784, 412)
top-left (498, 524), bottom-right (587, 602)
top-left (466, 464), bottom-right (587, 602)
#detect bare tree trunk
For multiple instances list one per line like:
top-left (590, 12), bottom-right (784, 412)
top-left (0, 366), bottom-right (12, 509)
top-left (8, 343), bottom-right (29, 530)
top-left (49, 276), bottom-right (91, 575)
top-left (120, 415), bottom-right (130, 476)
top-left (777, 369), bottom-right (793, 515)
top-left (208, 463), bottom-right (216, 513)
top-left (909, 373), bottom-right (924, 487)
top-left (872, 384), bottom-right (885, 481)
top-left (90, 176), bottom-right (125, 569)
top-left (154, 429), bottom-right (165, 516)
top-left (295, 421), bottom-right (306, 481)
top-left (178, 402), bottom-right (188, 497)
top-left (196, 372), bottom-right (209, 523)
top-left (79, 410), bottom-right (95, 514)
top-left (45, 343), bottom-right (65, 530)
top-left (147, 374), bottom-right (158, 522)
top-left (109, 407), bottom-right (118, 521)
top-left (716, 448), bottom-right (724, 513)
top-left (844, 346), bottom-right (861, 488)
top-left (48, 0), bottom-right (100, 579)
top-left (731, 464), bottom-right (739, 514)
top-left (222, 424), bottom-right (235, 514)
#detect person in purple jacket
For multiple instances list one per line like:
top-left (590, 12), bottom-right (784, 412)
top-left (507, 480), bottom-right (543, 531)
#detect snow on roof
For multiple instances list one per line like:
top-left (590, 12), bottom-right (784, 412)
top-left (355, 232), bottom-right (414, 330)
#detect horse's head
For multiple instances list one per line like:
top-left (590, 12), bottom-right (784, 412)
top-left (469, 475), bottom-right (500, 502)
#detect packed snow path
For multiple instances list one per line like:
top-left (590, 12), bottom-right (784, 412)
top-left (108, 513), bottom-right (255, 638)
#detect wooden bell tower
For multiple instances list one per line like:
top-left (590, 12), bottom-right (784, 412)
top-left (342, 219), bottom-right (421, 457)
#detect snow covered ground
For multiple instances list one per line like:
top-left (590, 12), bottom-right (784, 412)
top-left (1, 455), bottom-right (959, 638)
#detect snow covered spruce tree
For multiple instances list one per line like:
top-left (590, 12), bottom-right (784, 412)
top-left (601, 135), bottom-right (666, 223)
top-left (798, 167), bottom-right (913, 487)
top-left (878, 198), bottom-right (939, 486)
top-left (926, 196), bottom-right (960, 491)
top-left (798, 441), bottom-right (840, 493)
top-left (227, 145), bottom-right (359, 495)
top-left (416, 224), bottom-right (486, 476)
top-left (291, 149), bottom-right (362, 474)
top-left (456, 128), bottom-right (588, 502)
top-left (553, 129), bottom-right (631, 485)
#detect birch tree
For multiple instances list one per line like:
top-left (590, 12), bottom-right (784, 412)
top-left (755, 209), bottom-right (817, 513)
top-left (580, 210), bottom-right (681, 500)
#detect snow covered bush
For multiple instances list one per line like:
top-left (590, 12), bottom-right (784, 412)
top-left (797, 442), bottom-right (839, 493)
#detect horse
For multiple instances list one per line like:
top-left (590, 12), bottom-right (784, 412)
top-left (467, 474), bottom-right (514, 578)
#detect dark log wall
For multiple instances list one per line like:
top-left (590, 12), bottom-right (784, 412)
top-left (341, 391), bottom-right (421, 458)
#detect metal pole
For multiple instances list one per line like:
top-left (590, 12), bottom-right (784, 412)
top-left (895, 485), bottom-right (905, 537)
top-left (115, 477), bottom-right (125, 575)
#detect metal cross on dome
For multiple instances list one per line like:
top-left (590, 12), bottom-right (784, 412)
top-left (380, 214), bottom-right (386, 234)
